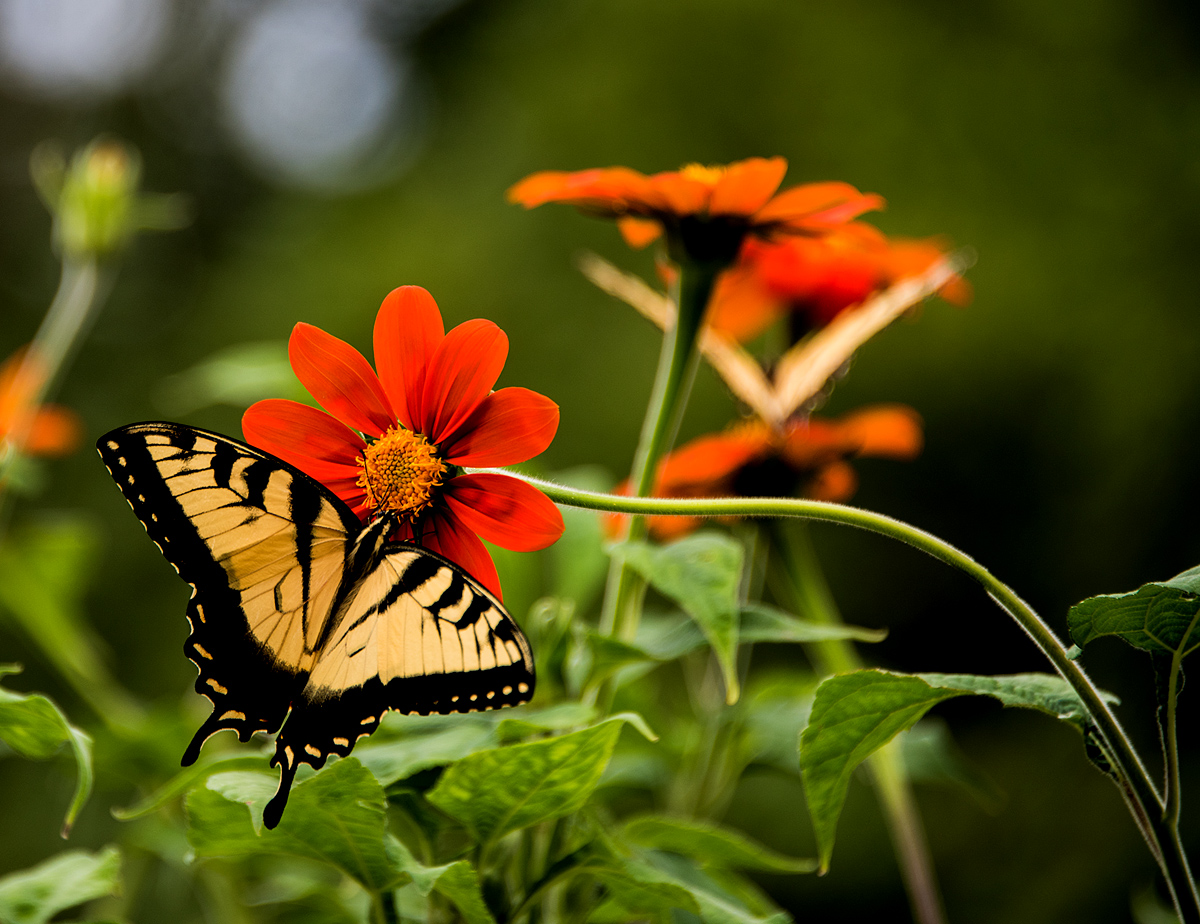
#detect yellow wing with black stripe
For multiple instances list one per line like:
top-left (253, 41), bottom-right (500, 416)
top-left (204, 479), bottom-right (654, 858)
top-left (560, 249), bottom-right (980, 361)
top-left (97, 422), bottom-right (535, 829)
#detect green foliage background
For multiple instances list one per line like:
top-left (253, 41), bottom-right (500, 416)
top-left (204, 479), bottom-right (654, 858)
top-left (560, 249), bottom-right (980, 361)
top-left (1, 0), bottom-right (1199, 921)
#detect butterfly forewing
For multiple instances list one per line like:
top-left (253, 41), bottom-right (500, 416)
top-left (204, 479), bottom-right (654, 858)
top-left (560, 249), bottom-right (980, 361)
top-left (97, 423), bottom-right (360, 760)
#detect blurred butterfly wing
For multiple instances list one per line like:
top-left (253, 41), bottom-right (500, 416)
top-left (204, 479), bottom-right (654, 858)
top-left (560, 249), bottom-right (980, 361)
top-left (97, 423), bottom-right (361, 761)
top-left (263, 544), bottom-right (535, 827)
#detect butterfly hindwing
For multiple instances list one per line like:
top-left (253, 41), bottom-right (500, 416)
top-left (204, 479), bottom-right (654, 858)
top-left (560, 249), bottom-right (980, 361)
top-left (97, 423), bottom-right (361, 760)
top-left (263, 545), bottom-right (535, 826)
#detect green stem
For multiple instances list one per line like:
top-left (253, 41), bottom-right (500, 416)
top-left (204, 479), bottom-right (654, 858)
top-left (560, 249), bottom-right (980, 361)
top-left (1163, 612), bottom-right (1196, 828)
top-left (488, 474), bottom-right (1200, 921)
top-left (774, 521), bottom-right (945, 924)
top-left (598, 261), bottom-right (720, 642)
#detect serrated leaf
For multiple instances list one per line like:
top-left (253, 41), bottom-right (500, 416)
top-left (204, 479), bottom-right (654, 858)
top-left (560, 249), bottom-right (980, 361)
top-left (426, 715), bottom-right (647, 845)
top-left (0, 846), bottom-right (121, 924)
top-left (187, 758), bottom-right (402, 891)
top-left (0, 667), bottom-right (94, 836)
top-left (622, 816), bottom-right (816, 873)
top-left (354, 720), bottom-right (497, 788)
top-left (1068, 565), bottom-right (1200, 658)
top-left (386, 838), bottom-right (496, 924)
top-left (617, 532), bottom-right (743, 703)
top-left (800, 669), bottom-right (1097, 871)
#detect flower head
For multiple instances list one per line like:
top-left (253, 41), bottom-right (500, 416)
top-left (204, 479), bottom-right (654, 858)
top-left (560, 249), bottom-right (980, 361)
top-left (609, 406), bottom-right (922, 541)
top-left (243, 286), bottom-right (564, 599)
top-left (707, 223), bottom-right (972, 344)
top-left (509, 157), bottom-right (883, 265)
top-left (0, 347), bottom-right (81, 461)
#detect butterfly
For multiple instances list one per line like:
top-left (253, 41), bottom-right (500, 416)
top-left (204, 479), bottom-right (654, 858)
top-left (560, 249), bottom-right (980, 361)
top-left (98, 422), bottom-right (535, 828)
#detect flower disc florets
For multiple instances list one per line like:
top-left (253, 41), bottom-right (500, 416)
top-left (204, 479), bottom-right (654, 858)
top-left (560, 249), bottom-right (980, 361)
top-left (357, 424), bottom-right (446, 517)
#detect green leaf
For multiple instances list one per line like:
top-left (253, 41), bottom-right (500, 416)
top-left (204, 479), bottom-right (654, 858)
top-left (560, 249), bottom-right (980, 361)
top-left (0, 846), bottom-right (121, 924)
top-left (605, 852), bottom-right (789, 924)
top-left (591, 863), bottom-right (700, 921)
top-left (0, 666), bottom-right (94, 836)
top-left (740, 672), bottom-right (818, 774)
top-left (617, 532), bottom-right (744, 703)
top-left (426, 714), bottom-right (650, 845)
top-left (800, 669), bottom-right (1096, 871)
top-left (111, 755), bottom-right (269, 820)
top-left (187, 758), bottom-right (403, 891)
top-left (622, 816), bottom-right (816, 873)
top-left (387, 838), bottom-right (496, 924)
top-left (495, 701), bottom-right (598, 742)
top-left (1068, 565), bottom-right (1200, 658)
top-left (354, 720), bottom-right (497, 788)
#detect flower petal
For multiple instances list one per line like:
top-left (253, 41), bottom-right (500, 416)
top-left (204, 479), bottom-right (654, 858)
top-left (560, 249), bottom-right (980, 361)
top-left (657, 424), bottom-right (772, 494)
top-left (806, 460), bottom-right (858, 502)
top-left (704, 264), bottom-right (785, 344)
top-left (617, 216), bottom-right (663, 249)
top-left (441, 387), bottom-right (559, 467)
top-left (753, 182), bottom-right (884, 227)
top-left (443, 473), bottom-right (564, 552)
top-left (289, 323), bottom-right (395, 437)
top-left (836, 405), bottom-right (924, 459)
top-left (507, 167), bottom-right (662, 214)
top-left (242, 399), bottom-right (365, 483)
top-left (649, 171), bottom-right (712, 215)
top-left (422, 507), bottom-right (503, 600)
top-left (420, 319), bottom-right (508, 445)
top-left (374, 286), bottom-right (444, 431)
top-left (709, 157), bottom-right (788, 216)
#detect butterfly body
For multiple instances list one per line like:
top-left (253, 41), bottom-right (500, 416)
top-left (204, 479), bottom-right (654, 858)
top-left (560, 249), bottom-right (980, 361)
top-left (98, 422), bottom-right (534, 827)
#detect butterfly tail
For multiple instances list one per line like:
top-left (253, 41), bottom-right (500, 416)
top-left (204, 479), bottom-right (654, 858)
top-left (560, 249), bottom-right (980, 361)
top-left (181, 713), bottom-right (226, 766)
top-left (264, 744), bottom-right (301, 829)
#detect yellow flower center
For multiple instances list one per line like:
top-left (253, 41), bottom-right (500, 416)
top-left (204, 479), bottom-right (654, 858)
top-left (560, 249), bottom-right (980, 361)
top-left (680, 163), bottom-right (726, 186)
top-left (356, 425), bottom-right (446, 518)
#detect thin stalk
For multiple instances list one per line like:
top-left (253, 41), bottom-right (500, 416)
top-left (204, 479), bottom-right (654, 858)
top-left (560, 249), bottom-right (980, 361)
top-left (598, 261), bottom-right (720, 641)
top-left (487, 475), bottom-right (1200, 921)
top-left (1163, 612), bottom-right (1197, 827)
top-left (376, 888), bottom-right (399, 924)
top-left (775, 521), bottom-right (946, 924)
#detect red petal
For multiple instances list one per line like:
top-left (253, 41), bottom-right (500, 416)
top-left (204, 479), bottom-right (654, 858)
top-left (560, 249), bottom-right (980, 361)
top-left (441, 387), bottom-right (559, 467)
top-left (443, 473), bottom-right (564, 552)
top-left (657, 424), bottom-right (772, 494)
top-left (289, 323), bottom-right (395, 438)
top-left (835, 405), bottom-right (924, 459)
top-left (709, 157), bottom-right (788, 216)
top-left (420, 319), bottom-right (508, 445)
top-left (374, 286), bottom-right (444, 430)
top-left (24, 406), bottom-right (81, 456)
top-left (753, 182), bottom-right (884, 226)
top-left (423, 508), bottom-right (503, 600)
top-left (242, 399), bottom-right (365, 482)
top-left (649, 172), bottom-right (711, 215)
top-left (507, 167), bottom-right (661, 214)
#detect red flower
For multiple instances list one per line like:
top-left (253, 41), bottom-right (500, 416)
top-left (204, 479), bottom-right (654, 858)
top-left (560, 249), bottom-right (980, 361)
top-left (242, 286), bottom-right (563, 599)
top-left (508, 158), bottom-right (883, 264)
top-left (707, 223), bottom-right (972, 344)
top-left (607, 406), bottom-right (923, 541)
top-left (0, 347), bottom-right (81, 458)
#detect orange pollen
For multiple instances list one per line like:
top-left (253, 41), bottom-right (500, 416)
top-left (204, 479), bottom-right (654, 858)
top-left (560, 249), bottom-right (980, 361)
top-left (356, 425), bottom-right (446, 518)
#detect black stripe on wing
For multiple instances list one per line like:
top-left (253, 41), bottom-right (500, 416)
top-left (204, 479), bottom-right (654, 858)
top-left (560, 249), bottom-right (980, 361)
top-left (96, 422), bottom-right (362, 763)
top-left (261, 544), bottom-right (535, 828)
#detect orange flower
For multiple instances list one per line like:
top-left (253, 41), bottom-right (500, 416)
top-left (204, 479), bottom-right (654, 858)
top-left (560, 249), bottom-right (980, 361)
top-left (508, 157), bottom-right (883, 264)
top-left (0, 348), bottom-right (81, 459)
top-left (707, 223), bottom-right (972, 343)
top-left (608, 406), bottom-right (923, 541)
top-left (242, 286), bottom-right (564, 599)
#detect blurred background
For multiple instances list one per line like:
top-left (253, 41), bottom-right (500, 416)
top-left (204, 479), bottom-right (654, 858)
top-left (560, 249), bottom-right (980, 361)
top-left (1, 0), bottom-right (1199, 921)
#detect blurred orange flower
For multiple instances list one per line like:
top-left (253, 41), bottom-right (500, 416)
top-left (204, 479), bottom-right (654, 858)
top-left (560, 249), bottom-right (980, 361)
top-left (243, 286), bottom-right (563, 599)
top-left (509, 157), bottom-right (883, 263)
top-left (0, 347), bottom-right (81, 458)
top-left (707, 223), bottom-right (972, 343)
top-left (607, 405), bottom-right (923, 541)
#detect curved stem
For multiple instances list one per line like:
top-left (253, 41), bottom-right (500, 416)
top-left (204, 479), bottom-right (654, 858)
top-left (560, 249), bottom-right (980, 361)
top-left (487, 474), bottom-right (1200, 920)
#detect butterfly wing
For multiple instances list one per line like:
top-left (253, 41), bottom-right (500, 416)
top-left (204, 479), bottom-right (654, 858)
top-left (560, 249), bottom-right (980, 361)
top-left (97, 422), bottom-right (362, 763)
top-left (262, 544), bottom-right (535, 827)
